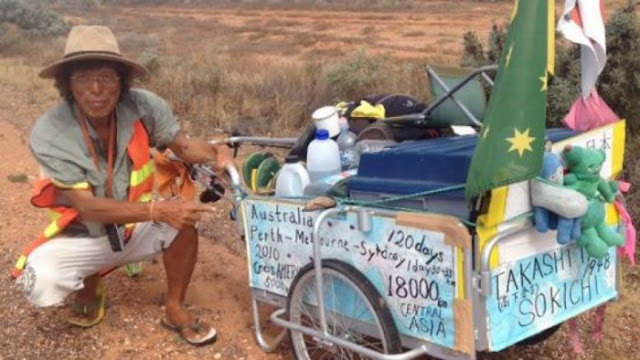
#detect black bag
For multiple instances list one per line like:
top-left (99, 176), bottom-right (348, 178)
top-left (289, 94), bottom-right (440, 159)
top-left (341, 94), bottom-right (440, 141)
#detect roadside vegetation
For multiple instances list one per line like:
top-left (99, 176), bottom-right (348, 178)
top-left (36, 0), bottom-right (505, 11)
top-left (2, 0), bottom-right (637, 231)
top-left (0, 0), bottom-right (69, 51)
top-left (0, 2), bottom-right (638, 357)
top-left (2, 0), bottom-right (638, 243)
top-left (460, 1), bottom-right (640, 219)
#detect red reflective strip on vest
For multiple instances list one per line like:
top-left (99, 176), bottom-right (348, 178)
top-left (127, 120), bottom-right (153, 203)
top-left (128, 121), bottom-right (150, 169)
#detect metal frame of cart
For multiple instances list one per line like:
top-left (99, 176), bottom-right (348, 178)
top-left (199, 66), bottom-right (625, 359)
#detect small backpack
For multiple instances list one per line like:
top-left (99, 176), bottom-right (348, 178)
top-left (339, 94), bottom-right (441, 141)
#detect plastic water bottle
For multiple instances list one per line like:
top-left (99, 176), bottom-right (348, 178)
top-left (354, 139), bottom-right (398, 166)
top-left (306, 129), bottom-right (341, 182)
top-left (336, 118), bottom-right (357, 170)
top-left (275, 154), bottom-right (311, 197)
top-left (303, 169), bottom-right (357, 197)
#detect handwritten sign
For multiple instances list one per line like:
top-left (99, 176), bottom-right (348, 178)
top-left (243, 199), bottom-right (461, 349)
top-left (486, 245), bottom-right (617, 351)
top-left (553, 125), bottom-right (616, 178)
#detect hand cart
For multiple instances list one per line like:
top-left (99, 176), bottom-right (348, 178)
top-left (188, 66), bottom-right (627, 359)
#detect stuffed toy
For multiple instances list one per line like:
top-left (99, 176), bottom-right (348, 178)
top-left (563, 144), bottom-right (624, 258)
top-left (531, 150), bottom-right (587, 244)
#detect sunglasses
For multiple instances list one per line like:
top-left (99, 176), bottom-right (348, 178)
top-left (71, 74), bottom-right (120, 87)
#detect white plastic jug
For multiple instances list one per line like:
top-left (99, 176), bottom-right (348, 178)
top-left (275, 155), bottom-right (311, 197)
top-left (312, 106), bottom-right (340, 138)
top-left (307, 129), bottom-right (341, 182)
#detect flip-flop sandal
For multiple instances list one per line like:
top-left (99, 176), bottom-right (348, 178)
top-left (161, 317), bottom-right (217, 346)
top-left (67, 282), bottom-right (107, 328)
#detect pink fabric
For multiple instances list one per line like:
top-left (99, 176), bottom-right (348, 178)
top-left (592, 305), bottom-right (606, 342)
top-left (618, 180), bottom-right (631, 193)
top-left (614, 200), bottom-right (637, 266)
top-left (568, 305), bottom-right (607, 354)
top-left (568, 318), bottom-right (585, 354)
top-left (562, 90), bottom-right (620, 131)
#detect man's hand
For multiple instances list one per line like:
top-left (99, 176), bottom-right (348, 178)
top-left (212, 144), bottom-right (234, 172)
top-left (169, 132), bottom-right (236, 169)
top-left (154, 199), bottom-right (215, 230)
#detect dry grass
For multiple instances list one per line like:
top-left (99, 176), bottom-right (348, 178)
top-left (138, 47), bottom-right (430, 138)
top-left (0, 59), bottom-right (59, 106)
top-left (1, 2), bottom-right (639, 359)
top-left (403, 30), bottom-right (426, 37)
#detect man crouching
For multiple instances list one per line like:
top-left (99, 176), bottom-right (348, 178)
top-left (13, 25), bottom-right (233, 346)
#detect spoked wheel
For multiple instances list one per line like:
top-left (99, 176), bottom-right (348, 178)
top-left (286, 260), bottom-right (401, 359)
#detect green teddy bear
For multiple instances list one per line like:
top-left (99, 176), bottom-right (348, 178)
top-left (562, 144), bottom-right (624, 259)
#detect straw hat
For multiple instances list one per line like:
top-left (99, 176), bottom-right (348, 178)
top-left (39, 25), bottom-right (148, 79)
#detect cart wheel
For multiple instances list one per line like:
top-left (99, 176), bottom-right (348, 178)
top-left (286, 260), bottom-right (402, 359)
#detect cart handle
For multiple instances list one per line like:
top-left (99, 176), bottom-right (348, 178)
top-left (164, 150), bottom-right (246, 203)
top-left (208, 136), bottom-right (298, 149)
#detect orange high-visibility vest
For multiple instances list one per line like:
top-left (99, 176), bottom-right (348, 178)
top-left (11, 120), bottom-right (154, 278)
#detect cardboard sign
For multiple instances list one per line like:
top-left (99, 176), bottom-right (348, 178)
top-left (486, 245), bottom-right (617, 351)
top-left (243, 199), bottom-right (467, 350)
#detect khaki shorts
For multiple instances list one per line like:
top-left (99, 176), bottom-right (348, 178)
top-left (17, 221), bottom-right (179, 307)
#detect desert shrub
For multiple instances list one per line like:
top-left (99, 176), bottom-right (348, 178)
top-left (84, 0), bottom-right (421, 10)
top-left (546, 43), bottom-right (581, 127)
top-left (486, 24), bottom-right (506, 64)
top-left (459, 31), bottom-right (486, 68)
top-left (141, 49), bottom-right (428, 137)
top-left (0, 0), bottom-right (69, 36)
top-left (144, 52), bottom-right (328, 137)
top-left (137, 49), bottom-right (161, 75)
top-left (460, 24), bottom-right (504, 67)
top-left (460, 3), bottom-right (640, 135)
top-left (460, 2), bottom-right (640, 219)
top-left (324, 50), bottom-right (392, 101)
top-left (598, 2), bottom-right (640, 135)
top-left (0, 0), bottom-right (69, 55)
top-left (0, 22), bottom-right (20, 49)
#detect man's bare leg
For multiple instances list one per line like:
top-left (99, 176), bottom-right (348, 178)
top-left (163, 226), bottom-right (199, 326)
top-left (162, 226), bottom-right (216, 343)
top-left (67, 273), bottom-right (105, 326)
top-left (77, 274), bottom-right (100, 301)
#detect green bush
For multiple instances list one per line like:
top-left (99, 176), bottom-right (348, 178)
top-left (324, 50), bottom-right (392, 101)
top-left (0, 0), bottom-right (69, 37)
top-left (598, 2), bottom-right (640, 134)
top-left (486, 24), bottom-right (506, 64)
top-left (460, 2), bottom-right (640, 135)
top-left (547, 43), bottom-right (581, 127)
top-left (460, 24), bottom-right (505, 67)
top-left (460, 31), bottom-right (486, 68)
